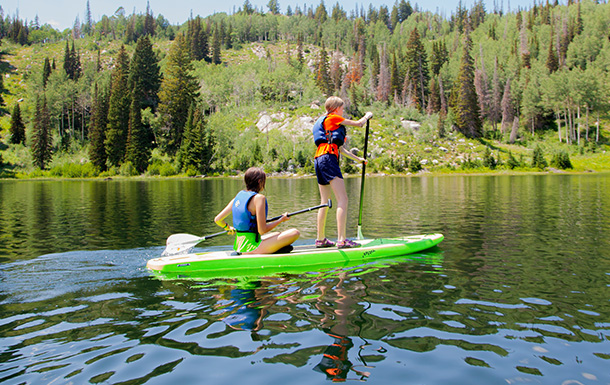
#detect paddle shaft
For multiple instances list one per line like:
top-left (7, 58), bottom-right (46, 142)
top-left (357, 119), bottom-right (370, 230)
top-left (267, 199), bottom-right (332, 222)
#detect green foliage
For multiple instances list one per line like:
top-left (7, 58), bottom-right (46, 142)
top-left (119, 161), bottom-right (139, 176)
top-left (158, 33), bottom-right (199, 155)
top-left (483, 147), bottom-right (497, 169)
top-left (48, 162), bottom-right (98, 178)
top-left (30, 97), bottom-right (52, 170)
top-left (551, 150), bottom-right (573, 170)
top-left (408, 156), bottom-right (423, 173)
top-left (89, 84), bottom-right (109, 171)
top-left (125, 93), bottom-right (152, 173)
top-left (531, 145), bottom-right (548, 170)
top-left (9, 104), bottom-right (26, 145)
top-left (178, 103), bottom-right (215, 174)
top-left (506, 150), bottom-right (522, 169)
top-left (129, 35), bottom-right (161, 112)
top-left (105, 45), bottom-right (131, 167)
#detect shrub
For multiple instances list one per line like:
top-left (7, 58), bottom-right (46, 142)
top-left (531, 145), bottom-right (548, 170)
top-left (551, 150), bottom-right (573, 170)
top-left (506, 151), bottom-right (521, 169)
top-left (159, 163), bottom-right (178, 176)
top-left (483, 147), bottom-right (496, 169)
top-left (119, 161), bottom-right (139, 176)
top-left (408, 156), bottom-right (423, 173)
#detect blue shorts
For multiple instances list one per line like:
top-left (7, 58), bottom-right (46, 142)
top-left (315, 154), bottom-right (343, 185)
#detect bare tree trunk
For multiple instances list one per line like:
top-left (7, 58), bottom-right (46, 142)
top-left (596, 112), bottom-right (600, 143)
top-left (556, 112), bottom-right (562, 142)
top-left (585, 105), bottom-right (589, 142)
top-left (510, 116), bottom-right (519, 144)
top-left (577, 105), bottom-right (581, 146)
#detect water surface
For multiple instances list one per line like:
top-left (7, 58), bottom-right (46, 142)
top-left (0, 174), bottom-right (608, 384)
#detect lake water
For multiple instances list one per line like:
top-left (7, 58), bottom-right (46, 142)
top-left (0, 174), bottom-right (609, 384)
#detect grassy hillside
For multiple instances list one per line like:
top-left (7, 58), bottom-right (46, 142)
top-left (1, 1), bottom-right (609, 178)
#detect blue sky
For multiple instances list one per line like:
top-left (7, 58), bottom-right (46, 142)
top-left (2, 0), bottom-right (535, 31)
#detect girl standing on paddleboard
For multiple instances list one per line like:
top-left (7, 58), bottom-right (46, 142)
top-left (215, 167), bottom-right (300, 254)
top-left (313, 96), bottom-right (372, 249)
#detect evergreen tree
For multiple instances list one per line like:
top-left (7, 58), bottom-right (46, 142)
top-left (105, 45), bottom-right (131, 167)
top-left (89, 84), bottom-right (109, 171)
top-left (125, 91), bottom-right (151, 173)
top-left (390, 51), bottom-right (401, 100)
top-left (31, 96), bottom-right (52, 170)
top-left (267, 0), bottom-right (280, 15)
top-left (9, 104), bottom-right (26, 145)
top-left (83, 0), bottom-right (93, 35)
top-left (42, 57), bottom-right (52, 88)
top-left (404, 28), bottom-right (429, 109)
top-left (0, 75), bottom-right (4, 109)
top-left (546, 28), bottom-right (559, 73)
top-left (315, 44), bottom-right (333, 95)
top-left (158, 33), bottom-right (200, 155)
top-left (187, 16), bottom-right (208, 62)
top-left (144, 1), bottom-right (155, 36)
top-left (531, 145), bottom-right (548, 169)
top-left (212, 25), bottom-right (222, 64)
top-left (129, 35), bottom-right (161, 112)
top-left (178, 103), bottom-right (215, 173)
top-left (452, 31), bottom-right (482, 138)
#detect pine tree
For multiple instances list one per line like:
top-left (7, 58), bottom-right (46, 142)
top-left (404, 28), bottom-right (429, 110)
top-left (144, 1), bottom-right (155, 36)
top-left (452, 31), bottom-right (482, 138)
top-left (211, 25), bottom-right (222, 65)
top-left (42, 57), bottom-right (52, 88)
top-left (9, 104), bottom-right (26, 145)
top-left (83, 0), bottom-right (93, 35)
top-left (187, 16), bottom-right (208, 61)
top-left (390, 51), bottom-right (401, 100)
top-left (158, 33), bottom-right (200, 155)
top-left (125, 91), bottom-right (151, 173)
top-left (105, 45), bottom-right (131, 167)
top-left (31, 96), bottom-right (52, 169)
top-left (315, 44), bottom-right (333, 95)
top-left (63, 40), bottom-right (72, 79)
top-left (546, 28), bottom-right (559, 73)
top-left (129, 35), bottom-right (161, 112)
top-left (178, 103), bottom-right (215, 173)
top-left (89, 84), bottom-right (109, 171)
top-left (0, 75), bottom-right (4, 108)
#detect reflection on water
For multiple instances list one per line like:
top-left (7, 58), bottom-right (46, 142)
top-left (0, 174), bottom-right (609, 384)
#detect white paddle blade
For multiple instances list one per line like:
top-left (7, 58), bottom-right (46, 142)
top-left (161, 233), bottom-right (203, 256)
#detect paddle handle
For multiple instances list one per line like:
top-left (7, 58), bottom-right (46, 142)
top-left (267, 199), bottom-right (332, 222)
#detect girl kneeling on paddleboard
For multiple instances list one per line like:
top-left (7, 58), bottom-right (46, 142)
top-left (313, 96), bottom-right (372, 249)
top-left (214, 167), bottom-right (300, 254)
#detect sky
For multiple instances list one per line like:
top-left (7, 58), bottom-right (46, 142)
top-left (2, 0), bottom-right (536, 31)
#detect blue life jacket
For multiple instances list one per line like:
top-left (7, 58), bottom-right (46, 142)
top-left (232, 190), bottom-right (268, 233)
top-left (312, 115), bottom-right (346, 147)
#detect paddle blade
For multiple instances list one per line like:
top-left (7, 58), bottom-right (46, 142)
top-left (162, 233), bottom-right (203, 256)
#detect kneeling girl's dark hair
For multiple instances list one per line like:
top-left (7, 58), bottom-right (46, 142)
top-left (244, 167), bottom-right (266, 192)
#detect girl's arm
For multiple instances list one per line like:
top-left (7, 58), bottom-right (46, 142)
top-left (253, 194), bottom-right (290, 235)
top-left (341, 111), bottom-right (373, 127)
top-left (340, 146), bottom-right (367, 164)
top-left (214, 199), bottom-right (235, 233)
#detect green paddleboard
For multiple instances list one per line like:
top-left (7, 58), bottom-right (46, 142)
top-left (147, 233), bottom-right (443, 279)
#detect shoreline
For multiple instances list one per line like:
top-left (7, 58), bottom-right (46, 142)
top-left (2, 167), bottom-right (608, 182)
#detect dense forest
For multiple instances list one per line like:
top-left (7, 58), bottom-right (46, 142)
top-left (0, 0), bottom-right (608, 178)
